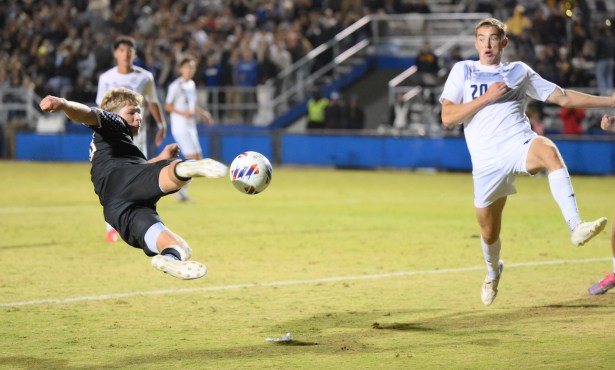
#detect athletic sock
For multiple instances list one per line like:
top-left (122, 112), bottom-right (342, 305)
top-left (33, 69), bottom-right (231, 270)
top-left (481, 237), bottom-right (501, 279)
top-left (612, 257), bottom-right (615, 274)
top-left (161, 247), bottom-right (181, 261)
top-left (174, 160), bottom-right (193, 181)
top-left (548, 168), bottom-right (580, 231)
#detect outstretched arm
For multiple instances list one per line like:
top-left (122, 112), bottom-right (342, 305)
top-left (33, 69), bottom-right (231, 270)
top-left (39, 95), bottom-right (98, 126)
top-left (546, 88), bottom-right (615, 109)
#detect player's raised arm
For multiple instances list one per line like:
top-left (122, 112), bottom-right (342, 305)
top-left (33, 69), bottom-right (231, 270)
top-left (602, 114), bottom-right (615, 132)
top-left (39, 95), bottom-right (98, 126)
top-left (546, 88), bottom-right (615, 109)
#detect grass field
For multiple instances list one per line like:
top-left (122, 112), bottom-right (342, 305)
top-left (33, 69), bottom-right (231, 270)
top-left (1, 161), bottom-right (614, 369)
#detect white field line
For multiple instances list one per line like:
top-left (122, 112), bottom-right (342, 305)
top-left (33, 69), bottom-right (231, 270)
top-left (1, 257), bottom-right (609, 307)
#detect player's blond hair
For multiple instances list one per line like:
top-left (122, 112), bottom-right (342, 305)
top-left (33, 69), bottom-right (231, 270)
top-left (474, 18), bottom-right (507, 39)
top-left (99, 87), bottom-right (143, 113)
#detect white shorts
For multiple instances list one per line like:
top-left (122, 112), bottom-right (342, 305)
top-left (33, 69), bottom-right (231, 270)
top-left (472, 136), bottom-right (536, 208)
top-left (171, 122), bottom-right (201, 157)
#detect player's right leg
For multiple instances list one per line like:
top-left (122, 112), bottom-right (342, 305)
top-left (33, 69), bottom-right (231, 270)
top-left (158, 158), bottom-right (227, 194)
top-left (476, 197), bottom-right (507, 305)
top-left (173, 152), bottom-right (201, 202)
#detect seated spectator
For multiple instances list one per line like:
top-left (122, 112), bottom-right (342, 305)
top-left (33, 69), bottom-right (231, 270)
top-left (559, 107), bottom-right (586, 135)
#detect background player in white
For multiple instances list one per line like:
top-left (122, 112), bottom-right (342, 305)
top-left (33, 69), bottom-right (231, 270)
top-left (439, 18), bottom-right (615, 305)
top-left (96, 36), bottom-right (167, 242)
top-left (165, 55), bottom-right (214, 202)
top-left (587, 115), bottom-right (615, 295)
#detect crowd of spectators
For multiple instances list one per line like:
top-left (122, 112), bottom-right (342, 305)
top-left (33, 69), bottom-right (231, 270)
top-left (0, 0), bottom-right (376, 104)
top-left (1, 0), bottom-right (614, 133)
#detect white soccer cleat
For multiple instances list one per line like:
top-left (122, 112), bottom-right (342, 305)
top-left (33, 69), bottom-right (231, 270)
top-left (481, 260), bottom-right (504, 306)
top-left (178, 159), bottom-right (228, 179)
top-left (151, 255), bottom-right (207, 280)
top-left (571, 217), bottom-right (607, 247)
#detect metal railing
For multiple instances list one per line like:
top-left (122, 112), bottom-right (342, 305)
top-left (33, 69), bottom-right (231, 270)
top-left (0, 87), bottom-right (42, 128)
top-left (3, 13), bottom-right (492, 130)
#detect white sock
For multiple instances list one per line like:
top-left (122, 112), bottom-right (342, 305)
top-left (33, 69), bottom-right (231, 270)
top-left (548, 168), bottom-right (580, 231)
top-left (105, 222), bottom-right (114, 232)
top-left (481, 237), bottom-right (501, 279)
top-left (612, 257), bottom-right (615, 274)
top-left (175, 185), bottom-right (189, 200)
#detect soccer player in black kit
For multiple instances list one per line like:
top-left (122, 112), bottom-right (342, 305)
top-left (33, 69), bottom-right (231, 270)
top-left (39, 87), bottom-right (228, 279)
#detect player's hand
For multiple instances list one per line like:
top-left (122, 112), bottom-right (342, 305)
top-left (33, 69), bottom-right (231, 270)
top-left (601, 114), bottom-right (615, 133)
top-left (160, 143), bottom-right (180, 159)
top-left (202, 111), bottom-right (214, 126)
top-left (155, 125), bottom-right (166, 147)
top-left (483, 82), bottom-right (509, 103)
top-left (39, 95), bottom-right (66, 113)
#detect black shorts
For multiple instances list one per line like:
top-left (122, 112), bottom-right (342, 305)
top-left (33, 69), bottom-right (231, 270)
top-left (101, 160), bottom-right (174, 255)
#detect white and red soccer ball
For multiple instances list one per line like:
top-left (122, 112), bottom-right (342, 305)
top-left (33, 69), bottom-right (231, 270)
top-left (229, 151), bottom-right (272, 194)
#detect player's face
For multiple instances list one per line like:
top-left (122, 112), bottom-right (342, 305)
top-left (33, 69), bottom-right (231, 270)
top-left (113, 44), bottom-right (135, 69)
top-left (475, 26), bottom-right (508, 66)
top-left (180, 61), bottom-right (197, 80)
top-left (118, 104), bottom-right (142, 136)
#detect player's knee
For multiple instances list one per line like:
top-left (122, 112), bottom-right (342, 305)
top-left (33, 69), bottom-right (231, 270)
top-left (482, 233), bottom-right (499, 245)
top-left (538, 138), bottom-right (562, 163)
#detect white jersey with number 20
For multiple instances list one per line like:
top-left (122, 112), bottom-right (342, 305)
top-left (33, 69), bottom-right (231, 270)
top-left (439, 61), bottom-right (556, 170)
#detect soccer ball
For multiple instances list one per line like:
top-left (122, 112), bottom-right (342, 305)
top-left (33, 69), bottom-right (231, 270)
top-left (229, 151), bottom-right (273, 194)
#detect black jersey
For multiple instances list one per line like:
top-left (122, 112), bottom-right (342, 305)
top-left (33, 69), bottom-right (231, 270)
top-left (88, 108), bottom-right (147, 202)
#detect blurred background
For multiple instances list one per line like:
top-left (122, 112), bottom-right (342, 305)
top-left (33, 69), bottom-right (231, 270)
top-left (1, 0), bottom-right (614, 173)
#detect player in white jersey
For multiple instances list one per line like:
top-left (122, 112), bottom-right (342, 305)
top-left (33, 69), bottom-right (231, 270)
top-left (165, 55), bottom-right (214, 202)
top-left (96, 36), bottom-right (167, 243)
top-left (587, 115), bottom-right (615, 295)
top-left (439, 18), bottom-right (614, 305)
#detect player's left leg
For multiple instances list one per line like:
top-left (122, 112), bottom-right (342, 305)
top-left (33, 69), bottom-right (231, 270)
top-left (143, 222), bottom-right (206, 280)
top-left (526, 136), bottom-right (607, 246)
top-left (476, 197), bottom-right (507, 305)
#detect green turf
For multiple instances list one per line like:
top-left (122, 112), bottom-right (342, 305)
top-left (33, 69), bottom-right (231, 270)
top-left (0, 161), bottom-right (614, 369)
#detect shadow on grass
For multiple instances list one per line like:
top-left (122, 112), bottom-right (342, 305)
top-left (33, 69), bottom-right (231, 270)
top-left (0, 242), bottom-right (57, 250)
top-left (71, 295), bottom-right (615, 368)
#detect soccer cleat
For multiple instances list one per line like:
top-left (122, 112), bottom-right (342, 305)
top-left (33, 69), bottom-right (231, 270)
top-left (177, 159), bottom-right (228, 179)
top-left (151, 255), bottom-right (206, 280)
top-left (571, 217), bottom-right (607, 247)
top-left (481, 260), bottom-right (504, 305)
top-left (104, 229), bottom-right (119, 243)
top-left (588, 273), bottom-right (615, 295)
